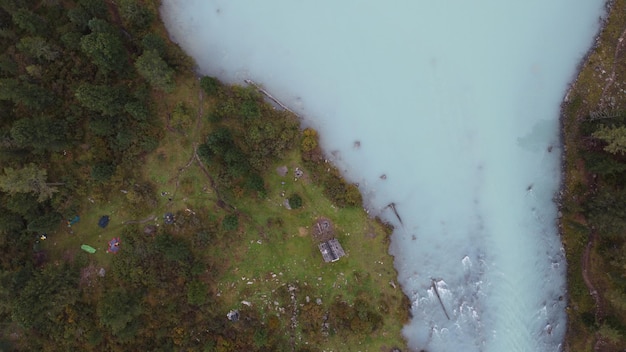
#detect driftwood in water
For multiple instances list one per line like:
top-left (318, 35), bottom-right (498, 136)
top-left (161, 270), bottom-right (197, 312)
top-left (431, 279), bottom-right (450, 320)
top-left (244, 79), bottom-right (296, 114)
top-left (387, 202), bottom-right (403, 225)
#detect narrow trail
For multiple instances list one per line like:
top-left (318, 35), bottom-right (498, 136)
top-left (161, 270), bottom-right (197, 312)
top-left (581, 232), bottom-right (602, 320)
top-left (192, 148), bottom-right (232, 211)
top-left (168, 149), bottom-right (197, 207)
top-left (581, 231), bottom-right (610, 352)
top-left (123, 215), bottom-right (158, 225)
top-left (196, 84), bottom-right (204, 130)
top-left (167, 86), bottom-right (219, 207)
top-left (189, 85), bottom-right (235, 211)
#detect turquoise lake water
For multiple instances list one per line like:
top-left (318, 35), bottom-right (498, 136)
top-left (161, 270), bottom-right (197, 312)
top-left (160, 1), bottom-right (606, 350)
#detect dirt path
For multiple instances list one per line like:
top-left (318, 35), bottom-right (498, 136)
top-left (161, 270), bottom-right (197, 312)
top-left (581, 233), bottom-right (601, 318)
top-left (168, 148), bottom-right (197, 204)
top-left (189, 86), bottom-right (235, 211)
top-left (196, 84), bottom-right (204, 130)
top-left (581, 231), bottom-right (610, 351)
top-left (123, 215), bottom-right (158, 225)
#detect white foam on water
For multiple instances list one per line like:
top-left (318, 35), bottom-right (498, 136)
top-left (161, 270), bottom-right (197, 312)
top-left (160, 1), bottom-right (605, 350)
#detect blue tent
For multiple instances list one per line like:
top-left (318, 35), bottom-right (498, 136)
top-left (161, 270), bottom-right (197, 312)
top-left (68, 215), bottom-right (80, 226)
top-left (98, 215), bottom-right (110, 228)
top-left (107, 237), bottom-right (120, 254)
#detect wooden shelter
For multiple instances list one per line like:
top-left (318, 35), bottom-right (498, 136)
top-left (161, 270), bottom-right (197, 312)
top-left (318, 238), bottom-right (345, 263)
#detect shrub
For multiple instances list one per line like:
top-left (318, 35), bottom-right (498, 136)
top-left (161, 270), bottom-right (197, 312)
top-left (170, 102), bottom-right (192, 130)
top-left (200, 76), bottom-right (220, 96)
top-left (91, 162), bottom-right (115, 182)
top-left (222, 214), bottom-right (238, 231)
top-left (245, 173), bottom-right (266, 197)
top-left (186, 280), bottom-right (207, 306)
top-left (288, 194), bottom-right (302, 209)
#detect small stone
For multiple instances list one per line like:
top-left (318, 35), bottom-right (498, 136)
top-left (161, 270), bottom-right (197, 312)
top-left (276, 166), bottom-right (288, 177)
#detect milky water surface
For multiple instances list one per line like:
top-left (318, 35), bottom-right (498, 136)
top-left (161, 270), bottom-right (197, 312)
top-left (160, 1), bottom-right (605, 350)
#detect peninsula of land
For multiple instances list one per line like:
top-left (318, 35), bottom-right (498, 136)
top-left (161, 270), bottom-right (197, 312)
top-left (0, 0), bottom-right (408, 350)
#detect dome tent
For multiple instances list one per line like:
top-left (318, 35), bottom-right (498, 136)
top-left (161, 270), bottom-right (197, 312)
top-left (98, 215), bottom-right (110, 228)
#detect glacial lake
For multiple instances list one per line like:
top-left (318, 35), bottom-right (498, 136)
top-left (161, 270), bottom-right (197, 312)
top-left (160, 1), bottom-right (606, 350)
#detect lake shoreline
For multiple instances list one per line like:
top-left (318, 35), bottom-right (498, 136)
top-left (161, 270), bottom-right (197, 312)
top-left (160, 1), bottom-right (610, 349)
top-left (558, 0), bottom-right (617, 350)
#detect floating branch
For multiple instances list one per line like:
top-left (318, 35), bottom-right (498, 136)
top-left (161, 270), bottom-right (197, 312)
top-left (431, 279), bottom-right (450, 320)
top-left (386, 202), bottom-right (403, 226)
top-left (244, 79), bottom-right (296, 114)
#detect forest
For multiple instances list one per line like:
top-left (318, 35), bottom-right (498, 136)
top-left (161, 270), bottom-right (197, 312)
top-left (0, 0), bottom-right (408, 351)
top-left (560, 1), bottom-right (626, 350)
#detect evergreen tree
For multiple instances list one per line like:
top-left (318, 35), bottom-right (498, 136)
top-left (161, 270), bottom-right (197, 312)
top-left (10, 116), bottom-right (68, 150)
top-left (12, 8), bottom-right (47, 35)
top-left (0, 163), bottom-right (61, 202)
top-left (80, 19), bottom-right (128, 73)
top-left (135, 49), bottom-right (175, 92)
top-left (75, 83), bottom-right (129, 116)
top-left (118, 0), bottom-right (154, 33)
top-left (0, 79), bottom-right (55, 110)
top-left (593, 124), bottom-right (626, 155)
top-left (17, 36), bottom-right (60, 61)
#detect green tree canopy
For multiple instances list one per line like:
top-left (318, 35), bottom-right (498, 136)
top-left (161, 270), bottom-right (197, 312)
top-left (80, 19), bottom-right (128, 73)
top-left (0, 163), bottom-right (60, 202)
top-left (75, 83), bottom-right (129, 116)
top-left (186, 280), bottom-right (207, 306)
top-left (16, 36), bottom-right (60, 61)
top-left (66, 6), bottom-right (92, 30)
top-left (10, 116), bottom-right (68, 150)
top-left (222, 214), bottom-right (238, 232)
top-left (12, 8), bottom-right (47, 35)
top-left (26, 212), bottom-right (60, 232)
top-left (200, 76), bottom-right (220, 96)
top-left (118, 0), bottom-right (155, 33)
top-left (587, 187), bottom-right (626, 237)
top-left (593, 124), bottom-right (626, 155)
top-left (0, 53), bottom-right (18, 75)
top-left (288, 193), bottom-right (302, 209)
top-left (91, 162), bottom-right (115, 182)
top-left (98, 287), bottom-right (142, 338)
top-left (3, 193), bottom-right (40, 219)
top-left (77, 0), bottom-right (107, 19)
top-left (0, 78), bottom-right (56, 110)
top-left (0, 209), bottom-right (24, 232)
top-left (141, 32), bottom-right (167, 57)
top-left (134, 49), bottom-right (175, 92)
top-left (11, 263), bottom-right (78, 333)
